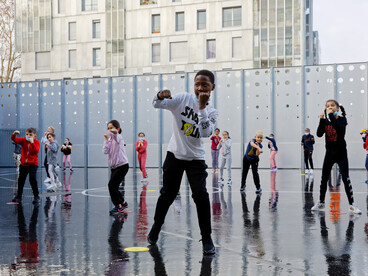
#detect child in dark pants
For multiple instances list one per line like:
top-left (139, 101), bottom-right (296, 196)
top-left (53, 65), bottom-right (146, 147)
top-left (103, 120), bottom-right (129, 215)
top-left (311, 99), bottom-right (361, 214)
top-left (147, 70), bottom-right (218, 255)
top-left (241, 130), bottom-right (264, 193)
top-left (11, 128), bottom-right (40, 204)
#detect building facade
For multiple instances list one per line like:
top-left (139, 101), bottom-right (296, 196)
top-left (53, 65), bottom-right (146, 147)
top-left (15, 0), bottom-right (319, 81)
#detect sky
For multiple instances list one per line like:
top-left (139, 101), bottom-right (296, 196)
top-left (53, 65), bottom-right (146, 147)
top-left (313, 0), bottom-right (368, 64)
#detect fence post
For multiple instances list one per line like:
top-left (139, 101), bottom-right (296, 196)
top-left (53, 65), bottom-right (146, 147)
top-left (133, 76), bottom-right (138, 169)
top-left (84, 78), bottom-right (89, 170)
top-left (158, 74), bottom-right (163, 170)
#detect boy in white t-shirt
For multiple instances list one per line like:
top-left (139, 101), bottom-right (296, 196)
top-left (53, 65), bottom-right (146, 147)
top-left (147, 70), bottom-right (218, 255)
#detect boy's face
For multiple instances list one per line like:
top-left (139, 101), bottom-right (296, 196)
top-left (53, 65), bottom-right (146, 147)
top-left (26, 131), bottom-right (36, 139)
top-left (194, 75), bottom-right (215, 98)
top-left (47, 135), bottom-right (55, 142)
top-left (255, 134), bottom-right (263, 144)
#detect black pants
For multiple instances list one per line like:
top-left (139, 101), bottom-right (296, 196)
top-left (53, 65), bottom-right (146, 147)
top-left (153, 152), bottom-right (211, 237)
top-left (304, 150), bottom-right (314, 170)
top-left (17, 165), bottom-right (39, 198)
top-left (320, 151), bottom-right (354, 205)
top-left (44, 155), bottom-right (50, 178)
top-left (108, 164), bottom-right (129, 206)
top-left (241, 157), bottom-right (260, 190)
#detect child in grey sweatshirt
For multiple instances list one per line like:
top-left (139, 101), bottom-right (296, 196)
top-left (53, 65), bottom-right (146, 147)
top-left (45, 133), bottom-right (60, 190)
top-left (217, 131), bottom-right (232, 186)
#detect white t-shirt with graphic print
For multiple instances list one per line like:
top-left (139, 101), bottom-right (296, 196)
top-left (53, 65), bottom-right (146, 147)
top-left (153, 92), bottom-right (218, 161)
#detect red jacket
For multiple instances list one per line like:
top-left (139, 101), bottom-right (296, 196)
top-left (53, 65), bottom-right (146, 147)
top-left (135, 140), bottom-right (148, 154)
top-left (364, 138), bottom-right (368, 151)
top-left (11, 134), bottom-right (40, 166)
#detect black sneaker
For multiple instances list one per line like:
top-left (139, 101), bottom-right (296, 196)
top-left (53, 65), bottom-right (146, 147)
top-left (32, 196), bottom-right (40, 204)
top-left (147, 223), bottom-right (161, 245)
top-left (70, 169), bottom-right (73, 172)
top-left (121, 201), bottom-right (128, 210)
top-left (109, 205), bottom-right (124, 215)
top-left (201, 236), bottom-right (216, 255)
top-left (240, 184), bottom-right (246, 192)
top-left (12, 196), bottom-right (22, 203)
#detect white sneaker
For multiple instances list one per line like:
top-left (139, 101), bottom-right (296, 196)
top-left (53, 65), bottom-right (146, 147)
top-left (349, 203), bottom-right (362, 214)
top-left (46, 183), bottom-right (57, 191)
top-left (311, 201), bottom-right (325, 211)
top-left (218, 178), bottom-right (224, 183)
top-left (305, 169), bottom-right (309, 174)
top-left (227, 179), bottom-right (232, 186)
top-left (44, 177), bottom-right (51, 183)
top-left (309, 169), bottom-right (314, 174)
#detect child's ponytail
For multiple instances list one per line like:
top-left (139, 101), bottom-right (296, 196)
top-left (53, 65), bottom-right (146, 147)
top-left (339, 105), bottom-right (346, 117)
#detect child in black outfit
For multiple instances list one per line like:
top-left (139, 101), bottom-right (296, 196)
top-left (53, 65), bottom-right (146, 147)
top-left (311, 99), bottom-right (361, 214)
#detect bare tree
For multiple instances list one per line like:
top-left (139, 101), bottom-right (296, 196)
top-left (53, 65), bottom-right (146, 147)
top-left (0, 0), bottom-right (20, 83)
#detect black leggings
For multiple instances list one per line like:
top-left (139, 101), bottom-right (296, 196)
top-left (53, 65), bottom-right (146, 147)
top-left (320, 151), bottom-right (354, 205)
top-left (153, 152), bottom-right (211, 237)
top-left (44, 156), bottom-right (50, 178)
top-left (108, 164), bottom-right (129, 206)
top-left (304, 150), bottom-right (314, 169)
top-left (241, 157), bottom-right (260, 190)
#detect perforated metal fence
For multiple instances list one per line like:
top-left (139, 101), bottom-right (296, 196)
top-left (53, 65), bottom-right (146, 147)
top-left (1, 62), bottom-right (367, 169)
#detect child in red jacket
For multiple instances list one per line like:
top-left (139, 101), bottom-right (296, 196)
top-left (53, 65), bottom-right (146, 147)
top-left (11, 128), bottom-right (41, 204)
top-left (136, 132), bottom-right (148, 181)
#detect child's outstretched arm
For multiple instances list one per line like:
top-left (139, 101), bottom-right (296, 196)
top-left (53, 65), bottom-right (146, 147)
top-left (11, 130), bottom-right (21, 144)
top-left (153, 90), bottom-right (182, 110)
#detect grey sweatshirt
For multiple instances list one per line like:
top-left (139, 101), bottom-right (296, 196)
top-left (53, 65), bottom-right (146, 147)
top-left (217, 138), bottom-right (232, 158)
top-left (46, 141), bottom-right (59, 166)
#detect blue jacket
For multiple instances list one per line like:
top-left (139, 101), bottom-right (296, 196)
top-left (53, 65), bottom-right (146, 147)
top-left (245, 139), bottom-right (263, 161)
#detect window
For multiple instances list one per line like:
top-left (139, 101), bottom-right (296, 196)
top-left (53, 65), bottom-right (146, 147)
top-left (206, 39), bottom-right (216, 59)
top-left (197, 10), bottom-right (206, 30)
top-left (222, 7), bottom-right (241, 27)
top-left (36, 52), bottom-right (50, 70)
top-left (58, 0), bottom-right (65, 13)
top-left (175, 12), bottom-right (184, 32)
top-left (152, 14), bottom-right (160, 33)
top-left (92, 20), bottom-right (100, 39)
top-left (82, 0), bottom-right (98, 11)
top-left (152, 43), bottom-right (160, 63)
top-left (69, 50), bottom-right (76, 69)
top-left (68, 22), bottom-right (76, 41)
top-left (170, 42), bottom-right (187, 62)
top-left (172, 0), bottom-right (181, 2)
top-left (232, 37), bottom-right (242, 58)
top-left (93, 48), bottom-right (101, 66)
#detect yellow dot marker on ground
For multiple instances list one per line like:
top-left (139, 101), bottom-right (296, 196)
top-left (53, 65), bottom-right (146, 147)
top-left (124, 247), bottom-right (149, 252)
top-left (147, 190), bottom-right (156, 192)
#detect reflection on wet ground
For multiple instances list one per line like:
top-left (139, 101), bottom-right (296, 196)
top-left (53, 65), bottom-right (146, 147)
top-left (0, 168), bottom-right (367, 275)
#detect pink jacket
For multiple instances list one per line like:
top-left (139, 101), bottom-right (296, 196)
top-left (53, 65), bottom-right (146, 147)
top-left (103, 132), bottom-right (128, 169)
